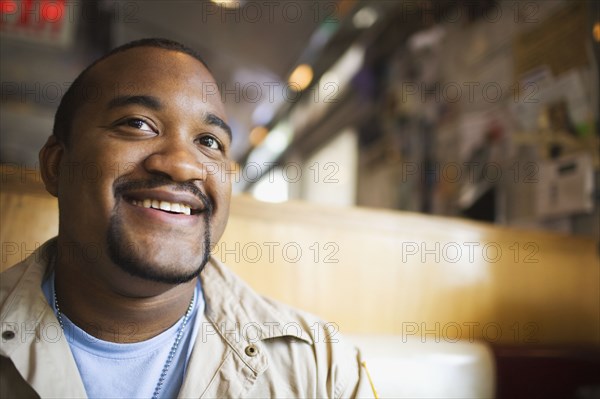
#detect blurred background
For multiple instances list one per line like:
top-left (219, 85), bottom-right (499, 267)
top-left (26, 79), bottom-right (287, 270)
top-left (1, 2), bottom-right (600, 397)
top-left (1, 0), bottom-right (599, 239)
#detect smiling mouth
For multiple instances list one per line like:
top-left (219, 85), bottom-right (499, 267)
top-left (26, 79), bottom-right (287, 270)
top-left (127, 198), bottom-right (202, 216)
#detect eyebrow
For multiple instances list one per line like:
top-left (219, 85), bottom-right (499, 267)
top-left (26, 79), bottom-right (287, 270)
top-left (205, 112), bottom-right (232, 141)
top-left (107, 95), bottom-right (162, 110)
top-left (107, 94), bottom-right (232, 141)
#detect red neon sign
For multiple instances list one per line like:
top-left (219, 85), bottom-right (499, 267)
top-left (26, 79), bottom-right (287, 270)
top-left (1, 0), bottom-right (67, 37)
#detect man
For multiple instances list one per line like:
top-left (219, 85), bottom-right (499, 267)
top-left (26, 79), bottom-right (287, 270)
top-left (0, 38), bottom-right (375, 398)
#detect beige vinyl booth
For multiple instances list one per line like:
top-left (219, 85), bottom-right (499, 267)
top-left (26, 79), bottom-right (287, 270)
top-left (1, 169), bottom-right (599, 398)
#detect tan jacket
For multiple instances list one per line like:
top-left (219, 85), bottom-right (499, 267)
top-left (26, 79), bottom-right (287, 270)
top-left (0, 240), bottom-right (376, 398)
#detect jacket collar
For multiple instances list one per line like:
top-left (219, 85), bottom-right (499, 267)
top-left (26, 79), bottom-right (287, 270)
top-left (0, 239), bottom-right (88, 398)
top-left (199, 256), bottom-right (312, 373)
top-left (179, 256), bottom-right (315, 398)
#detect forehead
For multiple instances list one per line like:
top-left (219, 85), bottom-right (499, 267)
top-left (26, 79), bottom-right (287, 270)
top-left (84, 47), bottom-right (225, 116)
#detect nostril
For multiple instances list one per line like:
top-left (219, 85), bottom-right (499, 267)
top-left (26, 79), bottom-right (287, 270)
top-left (143, 153), bottom-right (207, 183)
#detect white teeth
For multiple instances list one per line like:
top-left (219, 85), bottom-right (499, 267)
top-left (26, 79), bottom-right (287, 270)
top-left (131, 199), bottom-right (194, 215)
top-left (159, 201), bottom-right (171, 211)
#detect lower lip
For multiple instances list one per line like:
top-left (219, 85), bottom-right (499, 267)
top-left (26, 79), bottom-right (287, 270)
top-left (124, 201), bottom-right (202, 227)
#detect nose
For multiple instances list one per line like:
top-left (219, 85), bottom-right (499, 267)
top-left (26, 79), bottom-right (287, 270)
top-left (143, 137), bottom-right (207, 182)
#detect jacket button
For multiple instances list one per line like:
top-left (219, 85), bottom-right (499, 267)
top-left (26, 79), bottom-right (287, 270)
top-left (245, 344), bottom-right (258, 357)
top-left (2, 330), bottom-right (15, 340)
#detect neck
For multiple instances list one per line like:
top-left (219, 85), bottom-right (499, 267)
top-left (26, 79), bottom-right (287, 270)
top-left (53, 248), bottom-right (197, 343)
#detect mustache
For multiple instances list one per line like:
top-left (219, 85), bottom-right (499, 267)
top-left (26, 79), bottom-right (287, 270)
top-left (113, 175), bottom-right (213, 214)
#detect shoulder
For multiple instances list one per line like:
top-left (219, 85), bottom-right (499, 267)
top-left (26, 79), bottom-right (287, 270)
top-left (1, 260), bottom-right (29, 299)
top-left (201, 255), bottom-right (330, 343)
top-left (0, 239), bottom-right (54, 306)
top-left (200, 256), bottom-right (371, 398)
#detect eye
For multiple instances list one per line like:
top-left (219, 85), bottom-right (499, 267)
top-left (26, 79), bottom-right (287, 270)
top-left (197, 135), bottom-right (221, 150)
top-left (124, 118), bottom-right (155, 133)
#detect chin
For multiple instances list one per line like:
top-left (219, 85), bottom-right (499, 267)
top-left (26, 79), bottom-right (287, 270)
top-left (111, 246), bottom-right (208, 285)
top-left (106, 213), bottom-right (212, 285)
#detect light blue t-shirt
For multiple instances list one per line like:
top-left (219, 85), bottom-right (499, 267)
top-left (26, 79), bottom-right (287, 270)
top-left (42, 274), bottom-right (204, 399)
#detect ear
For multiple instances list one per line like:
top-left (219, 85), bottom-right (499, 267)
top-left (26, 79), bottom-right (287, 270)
top-left (39, 135), bottom-right (64, 197)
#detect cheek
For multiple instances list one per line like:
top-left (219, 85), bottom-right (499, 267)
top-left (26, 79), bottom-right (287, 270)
top-left (57, 151), bottom-right (122, 219)
top-left (208, 179), bottom-right (231, 239)
top-left (215, 178), bottom-right (232, 210)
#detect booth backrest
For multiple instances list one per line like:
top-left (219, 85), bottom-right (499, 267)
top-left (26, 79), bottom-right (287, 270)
top-left (1, 170), bottom-right (598, 345)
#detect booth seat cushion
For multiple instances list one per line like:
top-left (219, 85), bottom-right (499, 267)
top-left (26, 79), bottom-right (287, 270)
top-left (348, 335), bottom-right (496, 398)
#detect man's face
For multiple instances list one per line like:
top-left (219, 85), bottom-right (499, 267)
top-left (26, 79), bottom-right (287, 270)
top-left (54, 47), bottom-right (232, 284)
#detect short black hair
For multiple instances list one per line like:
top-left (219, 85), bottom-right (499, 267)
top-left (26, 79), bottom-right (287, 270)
top-left (52, 38), bottom-right (210, 145)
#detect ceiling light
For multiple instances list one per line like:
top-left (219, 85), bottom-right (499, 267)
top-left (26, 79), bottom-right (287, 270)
top-left (353, 6), bottom-right (378, 29)
top-left (288, 64), bottom-right (314, 91)
top-left (249, 126), bottom-right (269, 147)
top-left (211, 0), bottom-right (243, 9)
top-left (594, 22), bottom-right (600, 42)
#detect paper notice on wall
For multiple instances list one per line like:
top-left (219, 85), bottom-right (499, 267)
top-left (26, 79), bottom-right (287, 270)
top-left (511, 68), bottom-right (592, 133)
top-left (536, 153), bottom-right (594, 218)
